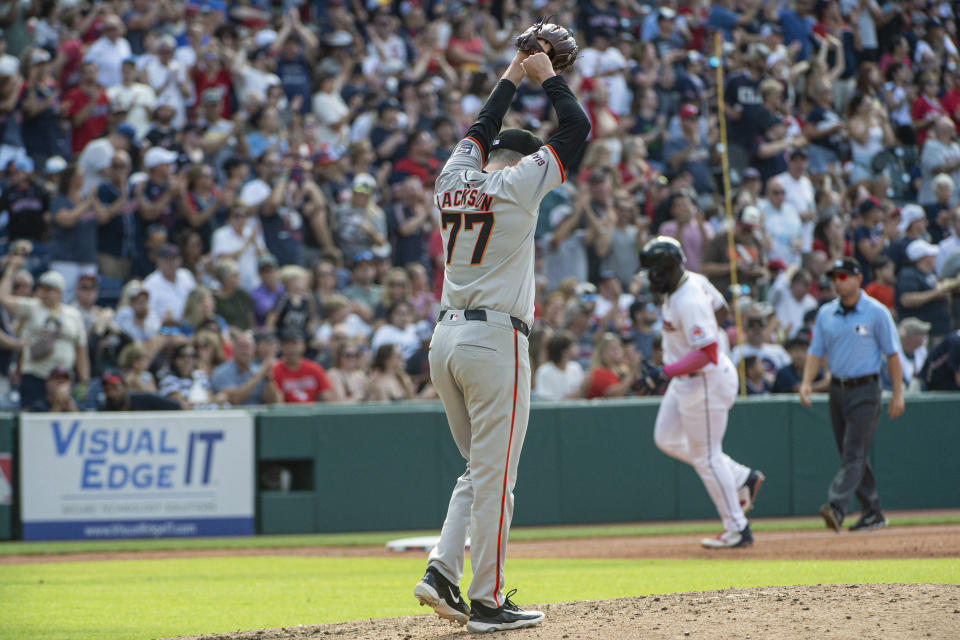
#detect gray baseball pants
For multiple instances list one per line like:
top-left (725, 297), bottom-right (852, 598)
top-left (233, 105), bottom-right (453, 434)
top-left (426, 310), bottom-right (531, 609)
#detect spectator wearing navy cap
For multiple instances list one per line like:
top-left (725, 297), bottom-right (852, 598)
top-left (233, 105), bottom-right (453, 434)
top-left (95, 149), bottom-right (135, 280)
top-left (896, 239), bottom-right (957, 340)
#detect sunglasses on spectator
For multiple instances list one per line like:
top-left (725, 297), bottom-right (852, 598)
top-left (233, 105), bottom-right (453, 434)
top-left (769, 189), bottom-right (785, 195)
top-left (830, 272), bottom-right (851, 281)
top-left (746, 318), bottom-right (765, 328)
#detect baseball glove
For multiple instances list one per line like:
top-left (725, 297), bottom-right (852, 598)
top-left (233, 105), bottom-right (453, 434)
top-left (515, 20), bottom-right (579, 73)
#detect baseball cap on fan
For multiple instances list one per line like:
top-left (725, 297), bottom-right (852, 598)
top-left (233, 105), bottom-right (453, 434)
top-left (906, 239), bottom-right (938, 262)
top-left (352, 173), bottom-right (377, 194)
top-left (898, 204), bottom-right (926, 233)
top-left (490, 129), bottom-right (544, 156)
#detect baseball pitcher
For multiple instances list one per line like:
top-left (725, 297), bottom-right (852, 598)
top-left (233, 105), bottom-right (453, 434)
top-left (414, 25), bottom-right (589, 633)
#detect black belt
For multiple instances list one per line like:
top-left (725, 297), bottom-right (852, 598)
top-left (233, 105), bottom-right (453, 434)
top-left (437, 309), bottom-right (530, 337)
top-left (830, 373), bottom-right (879, 389)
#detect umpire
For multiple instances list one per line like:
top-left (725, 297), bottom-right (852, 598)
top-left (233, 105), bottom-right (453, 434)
top-left (799, 258), bottom-right (905, 533)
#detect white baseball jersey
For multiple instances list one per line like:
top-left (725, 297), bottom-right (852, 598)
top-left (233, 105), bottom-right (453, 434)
top-left (654, 270), bottom-right (750, 536)
top-left (661, 272), bottom-right (726, 371)
top-left (435, 138), bottom-right (564, 326)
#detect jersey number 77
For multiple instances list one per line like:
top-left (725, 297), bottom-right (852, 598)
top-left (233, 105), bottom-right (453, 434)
top-left (441, 211), bottom-right (495, 265)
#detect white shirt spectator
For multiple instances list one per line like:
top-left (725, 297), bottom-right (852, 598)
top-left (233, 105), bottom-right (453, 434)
top-left (759, 198), bottom-right (803, 266)
top-left (731, 342), bottom-right (791, 377)
top-left (937, 233), bottom-right (960, 275)
top-left (774, 170), bottom-right (816, 251)
top-left (144, 56), bottom-right (192, 128)
top-left (77, 138), bottom-right (114, 193)
top-left (919, 138), bottom-right (960, 205)
top-left (313, 89), bottom-right (350, 146)
top-left (534, 361), bottom-right (585, 400)
top-left (371, 322), bottom-right (421, 360)
top-left (85, 36), bottom-right (132, 88)
top-left (593, 292), bottom-right (635, 325)
top-left (107, 82), bottom-right (157, 139)
top-left (211, 219), bottom-right (266, 292)
top-left (143, 268), bottom-right (197, 321)
top-left (238, 65), bottom-right (280, 109)
top-left (114, 305), bottom-right (161, 342)
top-left (769, 277), bottom-right (818, 338)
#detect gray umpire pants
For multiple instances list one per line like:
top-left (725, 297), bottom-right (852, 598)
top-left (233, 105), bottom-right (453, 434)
top-left (427, 310), bottom-right (531, 610)
top-left (827, 380), bottom-right (883, 516)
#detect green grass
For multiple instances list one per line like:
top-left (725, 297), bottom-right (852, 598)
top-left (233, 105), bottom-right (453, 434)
top-left (1, 513), bottom-right (958, 556)
top-left (1, 556), bottom-right (957, 640)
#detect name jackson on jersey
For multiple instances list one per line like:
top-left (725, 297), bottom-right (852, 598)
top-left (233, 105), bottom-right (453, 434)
top-left (436, 188), bottom-right (494, 210)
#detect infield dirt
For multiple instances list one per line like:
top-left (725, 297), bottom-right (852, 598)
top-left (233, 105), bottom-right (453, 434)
top-left (151, 523), bottom-right (960, 640)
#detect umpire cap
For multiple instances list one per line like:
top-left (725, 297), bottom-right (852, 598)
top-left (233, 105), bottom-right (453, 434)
top-left (490, 129), bottom-right (544, 156)
top-left (640, 236), bottom-right (686, 269)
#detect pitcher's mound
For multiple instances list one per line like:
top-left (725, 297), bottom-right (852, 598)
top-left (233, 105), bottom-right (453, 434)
top-left (166, 583), bottom-right (959, 640)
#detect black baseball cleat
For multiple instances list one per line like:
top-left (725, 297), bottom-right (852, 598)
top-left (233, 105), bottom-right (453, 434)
top-left (820, 503), bottom-right (843, 533)
top-left (849, 511), bottom-right (888, 531)
top-left (466, 589), bottom-right (545, 634)
top-left (700, 523), bottom-right (754, 549)
top-left (738, 469), bottom-right (765, 513)
top-left (414, 566), bottom-right (469, 625)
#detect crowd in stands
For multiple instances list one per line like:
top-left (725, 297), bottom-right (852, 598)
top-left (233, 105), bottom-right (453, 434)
top-left (1, 0), bottom-right (960, 412)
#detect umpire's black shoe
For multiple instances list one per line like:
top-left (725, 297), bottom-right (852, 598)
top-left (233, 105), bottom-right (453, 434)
top-left (414, 566), bottom-right (469, 625)
top-left (820, 503), bottom-right (843, 533)
top-left (466, 589), bottom-right (545, 634)
top-left (849, 512), bottom-right (888, 532)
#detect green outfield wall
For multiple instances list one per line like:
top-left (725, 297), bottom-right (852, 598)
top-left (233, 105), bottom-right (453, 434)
top-left (256, 394), bottom-right (960, 534)
top-left (2, 396), bottom-right (958, 540)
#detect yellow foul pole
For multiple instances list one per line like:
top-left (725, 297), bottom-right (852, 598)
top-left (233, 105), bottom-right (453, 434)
top-left (714, 33), bottom-right (747, 396)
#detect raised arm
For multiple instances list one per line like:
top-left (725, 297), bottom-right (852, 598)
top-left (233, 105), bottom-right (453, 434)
top-left (540, 73), bottom-right (591, 177)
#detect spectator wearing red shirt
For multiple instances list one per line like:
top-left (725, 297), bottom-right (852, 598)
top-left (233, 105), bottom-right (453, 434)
top-left (272, 330), bottom-right (338, 403)
top-left (584, 333), bottom-right (639, 399)
top-left (392, 130), bottom-right (440, 188)
top-left (942, 66), bottom-right (960, 135)
top-left (912, 72), bottom-right (947, 147)
top-left (62, 61), bottom-right (110, 154)
top-left (191, 51), bottom-right (232, 120)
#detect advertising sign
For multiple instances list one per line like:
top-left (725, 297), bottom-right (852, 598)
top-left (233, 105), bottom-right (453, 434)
top-left (20, 411), bottom-right (254, 540)
top-left (0, 453), bottom-right (11, 505)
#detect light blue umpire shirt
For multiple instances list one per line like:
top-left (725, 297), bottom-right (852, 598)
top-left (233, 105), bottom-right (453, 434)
top-left (809, 291), bottom-right (901, 379)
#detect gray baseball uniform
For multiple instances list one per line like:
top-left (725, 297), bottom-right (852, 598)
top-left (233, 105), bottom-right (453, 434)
top-left (427, 75), bottom-right (589, 610)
